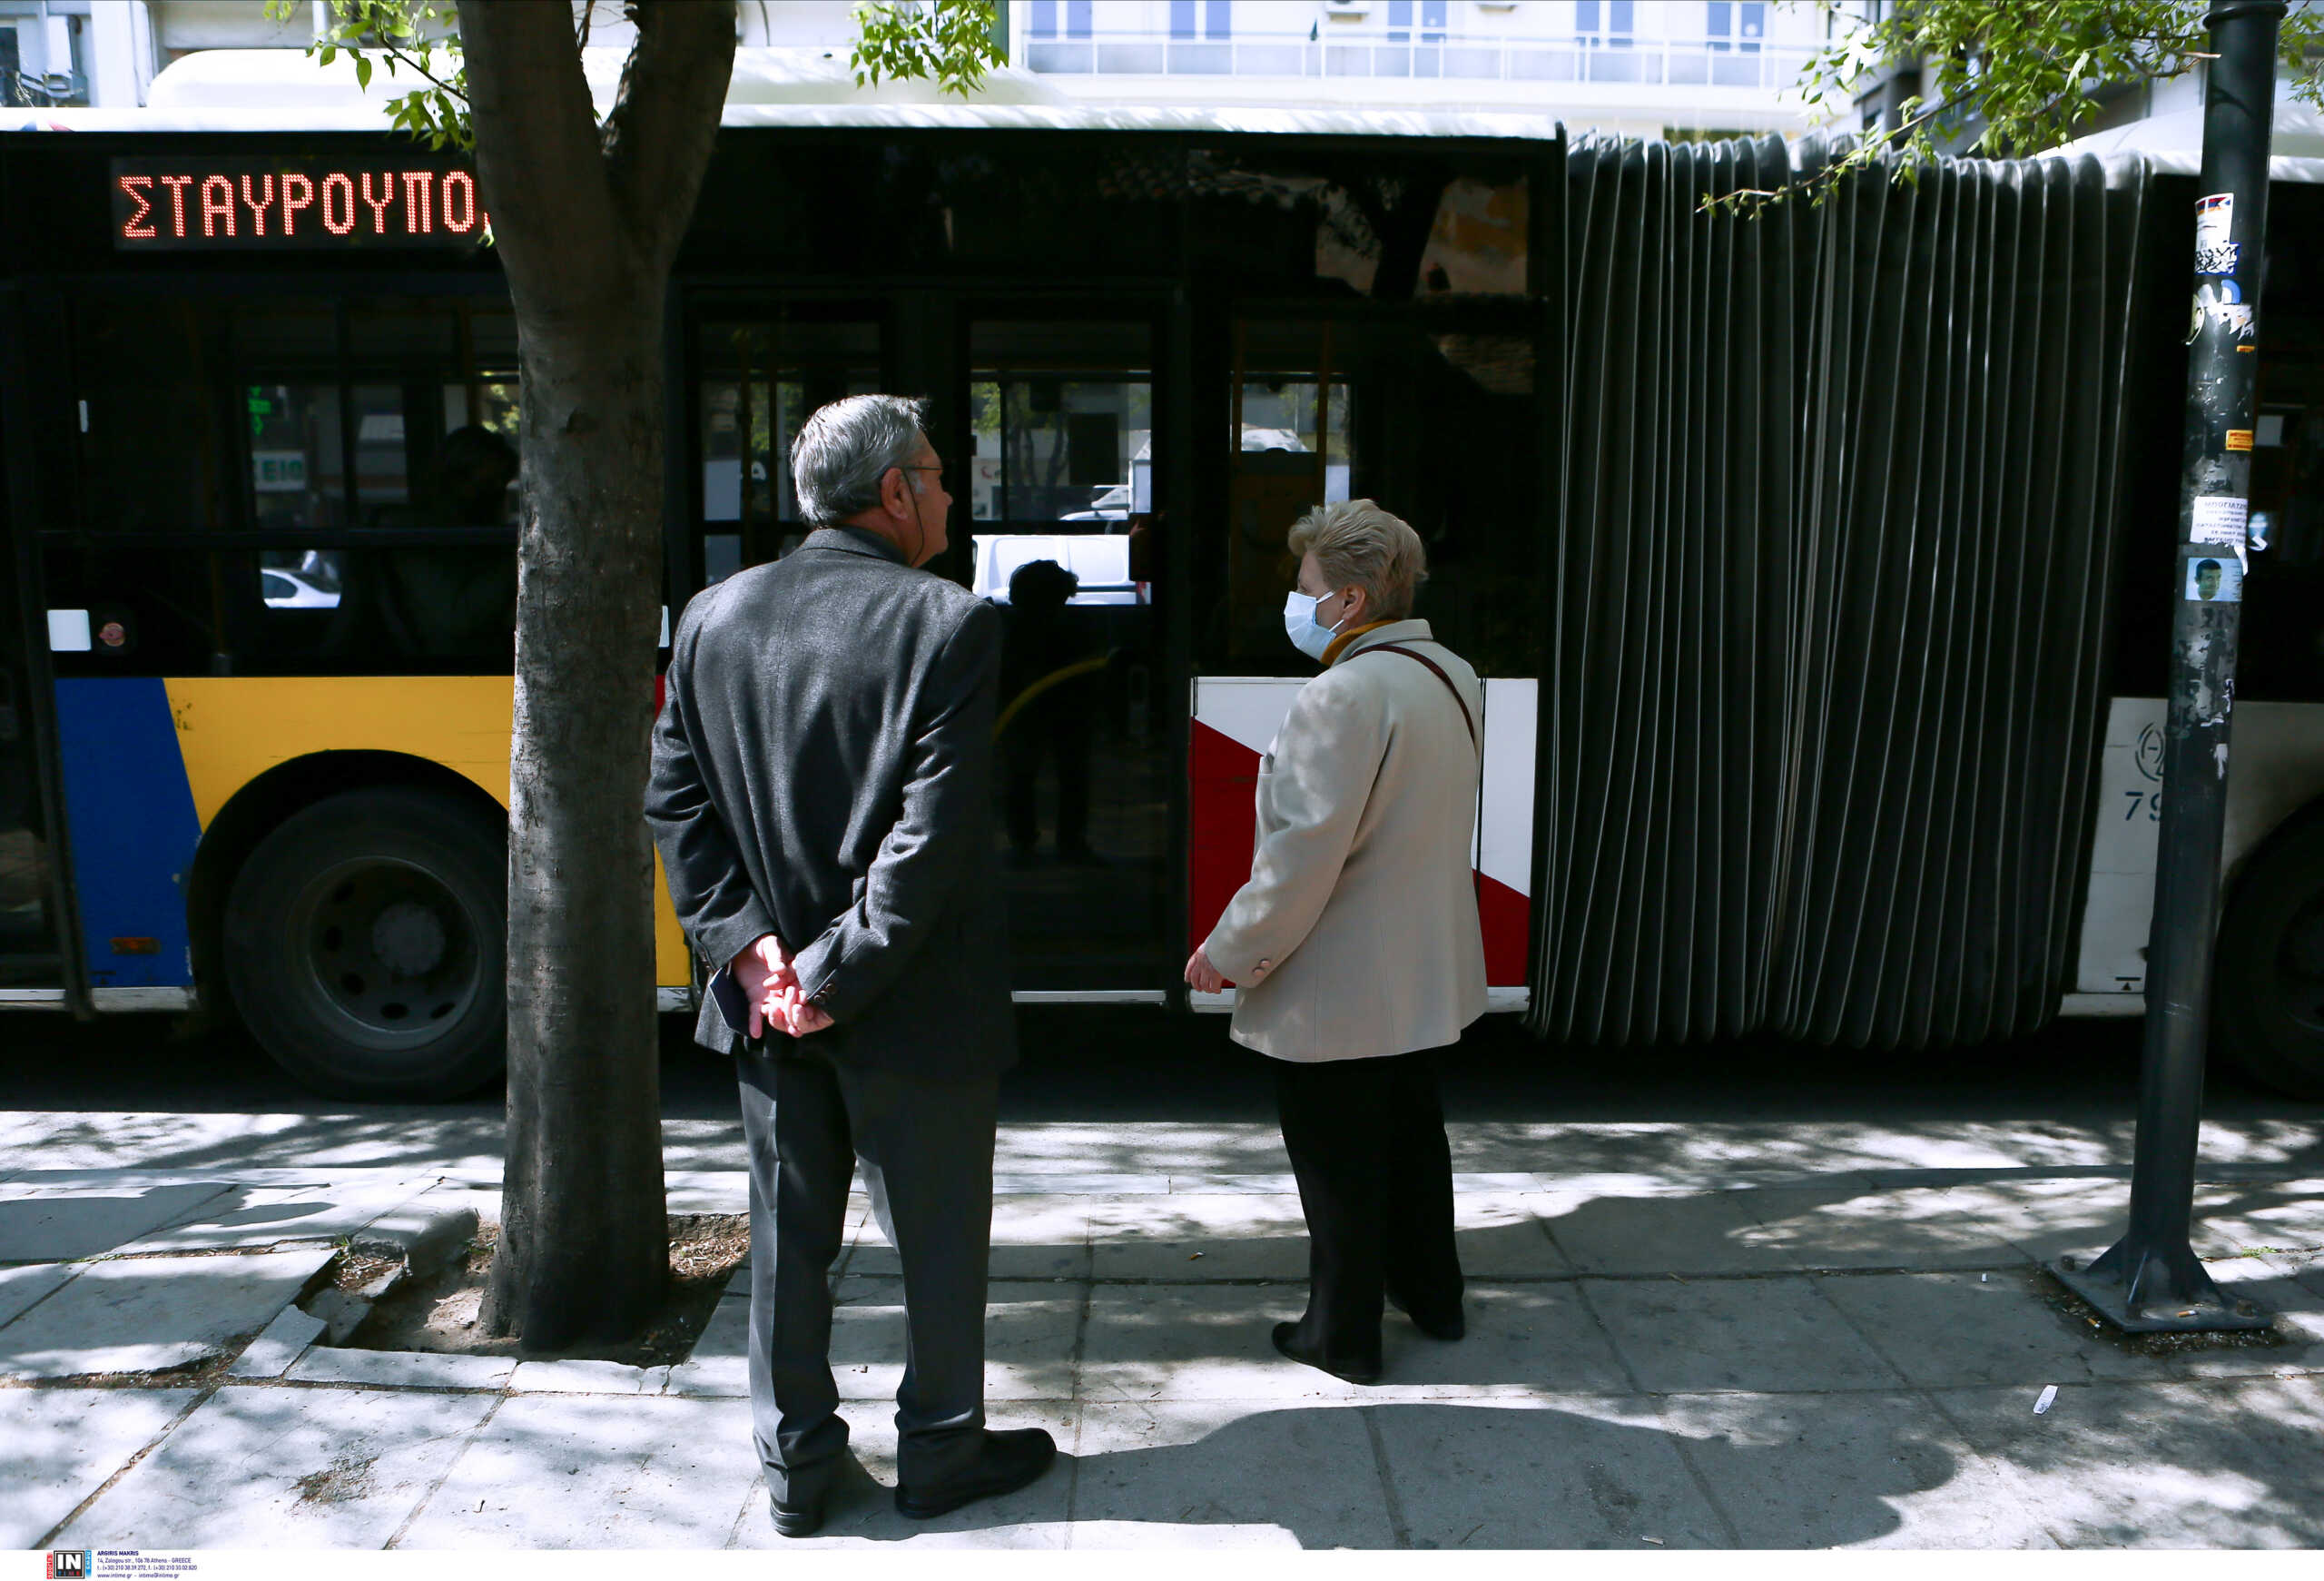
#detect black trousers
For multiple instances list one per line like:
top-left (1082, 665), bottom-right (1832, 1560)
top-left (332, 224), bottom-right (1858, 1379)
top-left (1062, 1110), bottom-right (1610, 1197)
top-left (736, 1042), bottom-right (1000, 1503)
top-left (1274, 1048), bottom-right (1464, 1369)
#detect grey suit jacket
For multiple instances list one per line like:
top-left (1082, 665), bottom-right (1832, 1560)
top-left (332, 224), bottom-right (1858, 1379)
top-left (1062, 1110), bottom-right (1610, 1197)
top-left (646, 526), bottom-right (1016, 1081)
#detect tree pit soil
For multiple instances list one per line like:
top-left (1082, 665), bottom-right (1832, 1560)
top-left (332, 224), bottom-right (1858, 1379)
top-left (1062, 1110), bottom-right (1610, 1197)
top-left (340, 1213), bottom-right (749, 1368)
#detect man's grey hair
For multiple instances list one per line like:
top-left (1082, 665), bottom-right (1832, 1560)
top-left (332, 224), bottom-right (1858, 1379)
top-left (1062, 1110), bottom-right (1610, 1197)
top-left (791, 394), bottom-right (930, 526)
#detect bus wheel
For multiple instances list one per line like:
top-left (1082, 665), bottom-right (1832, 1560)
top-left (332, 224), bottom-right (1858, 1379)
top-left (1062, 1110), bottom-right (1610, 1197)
top-left (2215, 813), bottom-right (2324, 1102)
top-left (223, 786), bottom-right (506, 1102)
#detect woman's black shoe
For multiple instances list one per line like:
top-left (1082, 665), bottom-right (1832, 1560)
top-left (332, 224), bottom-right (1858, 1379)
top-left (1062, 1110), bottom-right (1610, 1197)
top-left (1385, 1286), bottom-right (1466, 1341)
top-left (893, 1428), bottom-right (1057, 1519)
top-left (1272, 1320), bottom-right (1383, 1386)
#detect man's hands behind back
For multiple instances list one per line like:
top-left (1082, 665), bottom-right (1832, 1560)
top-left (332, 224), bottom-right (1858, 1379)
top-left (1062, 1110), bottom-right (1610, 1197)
top-left (733, 934), bottom-right (834, 1039)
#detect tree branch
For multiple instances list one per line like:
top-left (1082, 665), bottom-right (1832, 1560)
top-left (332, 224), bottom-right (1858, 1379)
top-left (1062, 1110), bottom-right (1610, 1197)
top-left (456, 0), bottom-right (627, 304)
top-left (601, 0), bottom-right (736, 273)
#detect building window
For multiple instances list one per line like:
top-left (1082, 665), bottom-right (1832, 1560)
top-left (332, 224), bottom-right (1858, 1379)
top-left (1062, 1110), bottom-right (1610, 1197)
top-left (1173, 2), bottom-right (1229, 40)
top-left (1068, 0), bottom-right (1092, 39)
top-left (1030, 1), bottom-right (1056, 38)
top-left (1387, 0), bottom-right (1411, 43)
top-left (1708, 1), bottom-right (1766, 53)
top-left (1422, 1), bottom-right (1447, 43)
top-left (1577, 1), bottom-right (1634, 44)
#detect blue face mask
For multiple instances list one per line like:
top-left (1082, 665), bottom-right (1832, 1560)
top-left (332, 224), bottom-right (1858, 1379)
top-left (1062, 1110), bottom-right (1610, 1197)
top-left (1283, 589), bottom-right (1345, 661)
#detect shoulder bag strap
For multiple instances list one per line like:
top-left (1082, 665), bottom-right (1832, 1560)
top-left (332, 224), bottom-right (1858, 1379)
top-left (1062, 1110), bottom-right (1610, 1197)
top-left (1362, 644), bottom-right (1478, 754)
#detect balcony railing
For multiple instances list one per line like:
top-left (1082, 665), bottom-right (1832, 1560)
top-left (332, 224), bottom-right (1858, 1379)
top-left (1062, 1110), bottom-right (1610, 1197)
top-left (5, 67), bottom-right (89, 108)
top-left (1021, 32), bottom-right (1817, 92)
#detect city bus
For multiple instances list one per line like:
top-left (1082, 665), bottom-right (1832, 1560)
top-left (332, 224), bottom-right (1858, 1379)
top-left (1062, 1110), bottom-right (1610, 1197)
top-left (3, 91), bottom-right (2322, 1100)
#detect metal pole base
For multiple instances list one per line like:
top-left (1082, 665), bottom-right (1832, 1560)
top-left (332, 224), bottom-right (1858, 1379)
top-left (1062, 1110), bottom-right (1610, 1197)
top-left (2049, 1240), bottom-right (2271, 1334)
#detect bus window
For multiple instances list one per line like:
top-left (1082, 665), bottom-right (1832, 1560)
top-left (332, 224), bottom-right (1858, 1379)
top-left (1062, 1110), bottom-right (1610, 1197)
top-left (321, 414), bottom-right (519, 667)
top-left (74, 297), bottom-right (230, 533)
top-left (1188, 150), bottom-right (1528, 301)
top-left (696, 315), bottom-right (881, 577)
top-left (243, 382), bottom-right (347, 534)
top-left (968, 377), bottom-right (1152, 526)
top-left (1206, 315), bottom-right (1543, 676)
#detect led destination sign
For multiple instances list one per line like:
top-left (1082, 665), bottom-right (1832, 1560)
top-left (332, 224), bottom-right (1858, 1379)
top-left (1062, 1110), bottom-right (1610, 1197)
top-left (110, 157), bottom-right (487, 250)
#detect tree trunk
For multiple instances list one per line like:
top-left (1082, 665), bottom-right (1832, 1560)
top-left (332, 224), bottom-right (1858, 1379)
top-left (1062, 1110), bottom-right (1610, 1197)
top-left (458, 0), bottom-right (734, 1349)
top-left (488, 291), bottom-right (671, 1347)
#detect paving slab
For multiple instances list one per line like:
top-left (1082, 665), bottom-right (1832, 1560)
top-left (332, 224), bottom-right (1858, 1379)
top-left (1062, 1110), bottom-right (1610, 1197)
top-left (0, 1247), bottom-right (331, 1378)
top-left (1088, 1195), bottom-right (1310, 1282)
top-left (0, 1260), bottom-right (75, 1328)
top-left (1582, 1276), bottom-right (1906, 1395)
top-left (1449, 1193), bottom-right (1575, 1280)
top-left (53, 1385), bottom-right (497, 1547)
top-left (1736, 1186), bottom-right (2023, 1271)
top-left (227, 1304), bottom-right (328, 1380)
top-left (1814, 1270), bottom-right (2134, 1389)
top-left (821, 1278), bottom-right (1080, 1402)
top-left (1368, 1398), bottom-right (1728, 1548)
top-left (1166, 1175), bottom-right (1299, 1195)
top-left (509, 1358), bottom-right (672, 1395)
top-left (286, 1344), bottom-right (517, 1390)
top-left (728, 1401), bottom-right (1078, 1549)
top-left (1934, 1378), bottom-right (2324, 1546)
top-left (1078, 1282), bottom-right (1352, 1404)
top-left (662, 1293), bottom-right (753, 1398)
top-left (113, 1183), bottom-right (430, 1256)
top-left (1951, 1180), bottom-right (2235, 1264)
top-left (1369, 1282), bottom-right (1630, 1398)
top-left (847, 1199), bottom-right (1091, 1282)
top-left (1656, 1390), bottom-right (2054, 1548)
top-left (0, 1182), bottom-right (232, 1261)
top-left (1067, 1519), bottom-right (1304, 1547)
top-left (0, 1387), bottom-right (196, 1548)
top-left (1548, 1193), bottom-right (1804, 1277)
top-left (399, 1393), bottom-right (759, 1546)
top-left (1070, 1399), bottom-right (1396, 1547)
top-left (992, 1174), bottom-right (1163, 1197)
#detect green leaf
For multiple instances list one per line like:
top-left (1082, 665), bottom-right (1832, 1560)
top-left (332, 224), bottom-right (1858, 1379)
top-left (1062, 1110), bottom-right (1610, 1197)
top-left (355, 54), bottom-right (372, 91)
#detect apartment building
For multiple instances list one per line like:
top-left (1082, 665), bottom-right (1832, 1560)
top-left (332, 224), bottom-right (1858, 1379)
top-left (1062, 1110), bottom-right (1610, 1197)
top-left (8, 0), bottom-right (1831, 140)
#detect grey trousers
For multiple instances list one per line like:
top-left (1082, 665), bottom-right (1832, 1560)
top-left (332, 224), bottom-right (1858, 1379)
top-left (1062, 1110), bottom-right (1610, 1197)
top-left (735, 1041), bottom-right (1000, 1503)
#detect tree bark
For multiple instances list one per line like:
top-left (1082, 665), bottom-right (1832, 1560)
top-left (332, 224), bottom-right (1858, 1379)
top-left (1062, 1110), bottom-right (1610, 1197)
top-left (459, 0), bottom-right (734, 1349)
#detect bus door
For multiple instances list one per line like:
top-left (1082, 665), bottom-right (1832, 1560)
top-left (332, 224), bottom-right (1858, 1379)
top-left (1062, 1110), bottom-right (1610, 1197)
top-left (965, 316), bottom-right (1173, 994)
top-left (0, 292), bottom-right (64, 994)
top-left (691, 305), bottom-right (889, 580)
top-left (1190, 311), bottom-right (1548, 1003)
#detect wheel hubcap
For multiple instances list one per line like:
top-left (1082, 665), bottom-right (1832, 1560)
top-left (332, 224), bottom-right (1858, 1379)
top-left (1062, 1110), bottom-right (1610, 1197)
top-left (294, 858), bottom-right (479, 1049)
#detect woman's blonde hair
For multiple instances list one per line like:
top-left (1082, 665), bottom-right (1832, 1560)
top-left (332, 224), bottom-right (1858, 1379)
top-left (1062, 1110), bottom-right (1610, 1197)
top-left (1287, 499), bottom-right (1428, 622)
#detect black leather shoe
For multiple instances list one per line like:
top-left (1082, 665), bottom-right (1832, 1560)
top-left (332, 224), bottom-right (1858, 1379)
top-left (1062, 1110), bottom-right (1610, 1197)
top-left (1385, 1286), bottom-right (1466, 1341)
top-left (894, 1428), bottom-right (1057, 1519)
top-left (769, 1488), bottom-right (827, 1538)
top-left (1272, 1320), bottom-right (1383, 1386)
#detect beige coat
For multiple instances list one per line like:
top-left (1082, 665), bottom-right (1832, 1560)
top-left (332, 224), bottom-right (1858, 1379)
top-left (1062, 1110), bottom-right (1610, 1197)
top-left (1202, 618), bottom-right (1489, 1062)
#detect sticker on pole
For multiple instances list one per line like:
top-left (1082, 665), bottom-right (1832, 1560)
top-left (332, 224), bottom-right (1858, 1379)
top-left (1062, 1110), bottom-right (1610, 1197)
top-left (2195, 195), bottom-right (2240, 275)
top-left (2187, 554), bottom-right (2244, 604)
top-left (2191, 495), bottom-right (2249, 548)
top-left (2197, 193), bottom-right (2234, 248)
top-left (2191, 280), bottom-right (2256, 343)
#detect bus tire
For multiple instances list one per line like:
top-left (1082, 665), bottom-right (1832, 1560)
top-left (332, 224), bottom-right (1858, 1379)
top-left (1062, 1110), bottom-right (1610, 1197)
top-left (222, 786), bottom-right (506, 1102)
top-left (2214, 810), bottom-right (2324, 1102)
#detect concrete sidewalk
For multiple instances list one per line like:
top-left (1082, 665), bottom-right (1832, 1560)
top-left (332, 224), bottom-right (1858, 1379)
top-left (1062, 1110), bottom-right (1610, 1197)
top-left (4, 1139), bottom-right (2322, 1549)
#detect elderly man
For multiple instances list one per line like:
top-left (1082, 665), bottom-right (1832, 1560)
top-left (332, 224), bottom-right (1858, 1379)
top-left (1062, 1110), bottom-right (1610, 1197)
top-left (647, 395), bottom-right (1053, 1537)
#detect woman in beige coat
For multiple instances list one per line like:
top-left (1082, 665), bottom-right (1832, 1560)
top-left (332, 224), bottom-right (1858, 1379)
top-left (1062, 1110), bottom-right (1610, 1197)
top-left (1185, 499), bottom-right (1487, 1385)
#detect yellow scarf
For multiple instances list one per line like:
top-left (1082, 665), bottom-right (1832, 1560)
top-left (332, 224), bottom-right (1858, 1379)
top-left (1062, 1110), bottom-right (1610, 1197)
top-left (1320, 619), bottom-right (1399, 668)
